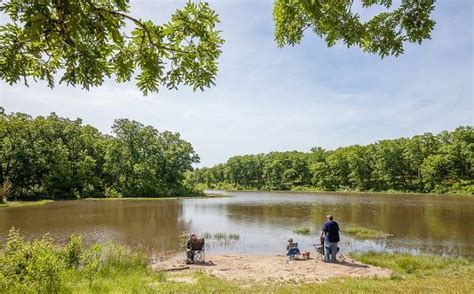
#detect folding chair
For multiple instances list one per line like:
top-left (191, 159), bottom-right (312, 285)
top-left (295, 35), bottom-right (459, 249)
top-left (187, 238), bottom-right (205, 263)
top-left (313, 243), bottom-right (347, 262)
top-left (313, 243), bottom-right (325, 261)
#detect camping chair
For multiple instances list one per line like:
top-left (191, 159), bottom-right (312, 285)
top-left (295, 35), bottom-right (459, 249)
top-left (187, 238), bottom-right (205, 263)
top-left (287, 242), bottom-right (300, 260)
top-left (313, 243), bottom-right (325, 261)
top-left (312, 243), bottom-right (347, 263)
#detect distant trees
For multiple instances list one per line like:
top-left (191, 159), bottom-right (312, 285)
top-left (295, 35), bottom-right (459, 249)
top-left (0, 109), bottom-right (199, 199)
top-left (188, 126), bottom-right (474, 194)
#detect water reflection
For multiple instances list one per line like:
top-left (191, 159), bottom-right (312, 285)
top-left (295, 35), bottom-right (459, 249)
top-left (0, 192), bottom-right (472, 259)
top-left (0, 200), bottom-right (190, 253)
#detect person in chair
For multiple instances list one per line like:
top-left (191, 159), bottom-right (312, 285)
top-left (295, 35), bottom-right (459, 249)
top-left (319, 214), bottom-right (340, 263)
top-left (186, 233), bottom-right (198, 264)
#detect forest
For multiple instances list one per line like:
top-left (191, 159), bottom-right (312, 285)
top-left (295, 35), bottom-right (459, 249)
top-left (187, 126), bottom-right (473, 194)
top-left (0, 108), bottom-right (199, 200)
top-left (1, 108), bottom-right (472, 199)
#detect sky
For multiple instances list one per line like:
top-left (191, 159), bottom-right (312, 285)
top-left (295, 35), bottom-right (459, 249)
top-left (1, 0), bottom-right (473, 167)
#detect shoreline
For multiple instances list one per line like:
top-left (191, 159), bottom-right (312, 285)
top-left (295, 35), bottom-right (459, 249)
top-left (0, 194), bottom-right (226, 209)
top-left (209, 188), bottom-right (473, 197)
top-left (84, 194), bottom-right (223, 201)
top-left (0, 200), bottom-right (54, 208)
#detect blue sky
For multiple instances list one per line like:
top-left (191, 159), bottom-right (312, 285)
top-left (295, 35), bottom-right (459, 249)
top-left (1, 0), bottom-right (473, 167)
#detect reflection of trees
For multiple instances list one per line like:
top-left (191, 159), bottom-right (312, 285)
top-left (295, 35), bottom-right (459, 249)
top-left (0, 200), bottom-right (190, 253)
top-left (225, 203), bottom-right (314, 228)
top-left (308, 199), bottom-right (474, 244)
top-left (225, 195), bottom-right (474, 248)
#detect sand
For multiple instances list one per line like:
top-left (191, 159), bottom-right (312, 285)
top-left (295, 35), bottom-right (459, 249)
top-left (152, 253), bottom-right (392, 284)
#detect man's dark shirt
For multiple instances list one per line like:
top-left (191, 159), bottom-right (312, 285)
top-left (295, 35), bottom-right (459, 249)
top-left (322, 220), bottom-right (340, 243)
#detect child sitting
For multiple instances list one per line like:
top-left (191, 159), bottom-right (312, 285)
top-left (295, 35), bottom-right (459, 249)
top-left (286, 238), bottom-right (300, 261)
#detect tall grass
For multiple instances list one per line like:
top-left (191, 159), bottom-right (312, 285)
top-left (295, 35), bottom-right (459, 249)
top-left (0, 228), bottom-right (148, 293)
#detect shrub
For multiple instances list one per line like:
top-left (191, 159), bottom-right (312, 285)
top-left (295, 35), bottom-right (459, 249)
top-left (0, 228), bottom-right (148, 293)
top-left (63, 235), bottom-right (83, 269)
top-left (0, 228), bottom-right (65, 293)
top-left (105, 187), bottom-right (122, 198)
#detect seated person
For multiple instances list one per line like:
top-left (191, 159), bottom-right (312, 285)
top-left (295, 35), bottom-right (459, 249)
top-left (186, 233), bottom-right (198, 264)
top-left (286, 238), bottom-right (300, 260)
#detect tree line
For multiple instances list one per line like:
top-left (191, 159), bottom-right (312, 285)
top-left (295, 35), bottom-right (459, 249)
top-left (0, 108), bottom-right (199, 200)
top-left (187, 127), bottom-right (473, 194)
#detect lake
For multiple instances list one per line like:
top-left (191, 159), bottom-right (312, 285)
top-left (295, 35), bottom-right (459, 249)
top-left (0, 191), bottom-right (473, 259)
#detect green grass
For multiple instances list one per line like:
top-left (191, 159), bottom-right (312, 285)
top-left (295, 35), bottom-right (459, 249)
top-left (343, 226), bottom-right (393, 239)
top-left (293, 226), bottom-right (312, 235)
top-left (0, 199), bottom-right (54, 208)
top-left (350, 251), bottom-right (472, 277)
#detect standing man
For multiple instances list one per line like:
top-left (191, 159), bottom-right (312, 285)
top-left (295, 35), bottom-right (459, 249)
top-left (319, 214), bottom-right (340, 262)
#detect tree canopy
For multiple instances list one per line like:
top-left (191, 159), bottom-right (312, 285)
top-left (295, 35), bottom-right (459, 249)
top-left (0, 0), bottom-right (224, 95)
top-left (273, 0), bottom-right (436, 57)
top-left (0, 1), bottom-right (439, 93)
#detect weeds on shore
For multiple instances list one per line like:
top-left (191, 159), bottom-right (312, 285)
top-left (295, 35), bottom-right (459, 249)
top-left (0, 228), bottom-right (148, 293)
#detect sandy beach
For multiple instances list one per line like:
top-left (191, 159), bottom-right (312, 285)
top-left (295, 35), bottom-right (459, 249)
top-left (152, 253), bottom-right (392, 284)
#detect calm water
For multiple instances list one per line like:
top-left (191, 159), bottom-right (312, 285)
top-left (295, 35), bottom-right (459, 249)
top-left (1, 191), bottom-right (473, 259)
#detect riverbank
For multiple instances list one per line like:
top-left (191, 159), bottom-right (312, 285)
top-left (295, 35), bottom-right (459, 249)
top-left (210, 188), bottom-right (473, 197)
top-left (0, 194), bottom-right (223, 209)
top-left (0, 199), bottom-right (54, 208)
top-left (84, 195), bottom-right (221, 201)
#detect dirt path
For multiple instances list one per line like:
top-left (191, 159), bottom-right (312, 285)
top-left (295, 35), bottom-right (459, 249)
top-left (152, 254), bottom-right (392, 283)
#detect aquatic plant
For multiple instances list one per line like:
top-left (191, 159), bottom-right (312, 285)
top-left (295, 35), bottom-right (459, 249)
top-left (228, 233), bottom-right (240, 240)
top-left (343, 226), bottom-right (393, 239)
top-left (181, 232), bottom-right (240, 242)
top-left (293, 226), bottom-right (312, 235)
